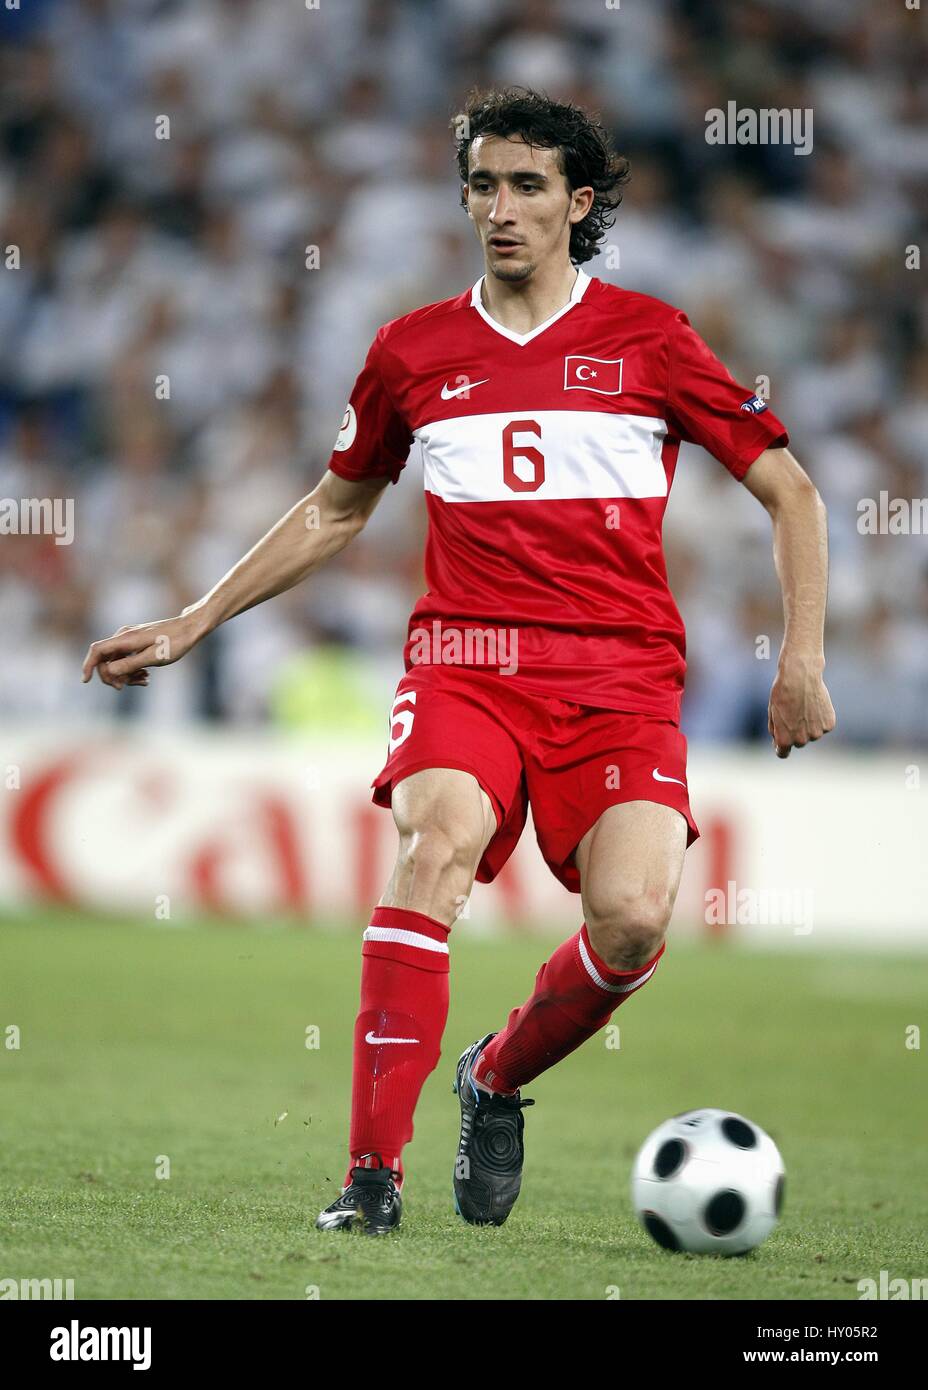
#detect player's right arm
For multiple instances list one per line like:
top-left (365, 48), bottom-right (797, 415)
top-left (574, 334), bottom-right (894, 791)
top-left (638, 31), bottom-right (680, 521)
top-left (81, 470), bottom-right (389, 690)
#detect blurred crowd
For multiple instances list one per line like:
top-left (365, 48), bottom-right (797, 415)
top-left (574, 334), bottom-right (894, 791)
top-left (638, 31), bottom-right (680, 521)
top-left (0, 0), bottom-right (925, 742)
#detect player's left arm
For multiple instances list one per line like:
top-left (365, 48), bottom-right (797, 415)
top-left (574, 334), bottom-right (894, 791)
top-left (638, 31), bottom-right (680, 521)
top-left (741, 446), bottom-right (836, 759)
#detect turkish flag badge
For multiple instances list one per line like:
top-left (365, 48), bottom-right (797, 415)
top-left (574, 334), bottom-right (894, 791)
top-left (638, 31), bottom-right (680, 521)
top-left (564, 355), bottom-right (623, 395)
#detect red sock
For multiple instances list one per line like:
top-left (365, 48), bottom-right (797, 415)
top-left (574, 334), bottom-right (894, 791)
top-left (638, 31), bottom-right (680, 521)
top-left (474, 923), bottom-right (665, 1094)
top-left (346, 905), bottom-right (450, 1187)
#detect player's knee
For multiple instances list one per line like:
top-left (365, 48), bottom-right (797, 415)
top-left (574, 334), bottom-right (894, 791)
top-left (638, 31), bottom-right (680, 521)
top-left (585, 885), bottom-right (673, 970)
top-left (396, 824), bottom-right (480, 902)
top-left (400, 823), bottom-right (480, 873)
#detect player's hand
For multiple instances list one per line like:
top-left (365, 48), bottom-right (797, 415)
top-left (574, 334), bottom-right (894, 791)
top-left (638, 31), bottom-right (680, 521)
top-left (768, 656), bottom-right (836, 758)
top-left (81, 611), bottom-right (205, 691)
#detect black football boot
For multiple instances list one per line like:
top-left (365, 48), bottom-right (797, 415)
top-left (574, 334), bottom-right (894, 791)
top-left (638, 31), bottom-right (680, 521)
top-left (452, 1034), bottom-right (535, 1226)
top-left (315, 1153), bottom-right (402, 1236)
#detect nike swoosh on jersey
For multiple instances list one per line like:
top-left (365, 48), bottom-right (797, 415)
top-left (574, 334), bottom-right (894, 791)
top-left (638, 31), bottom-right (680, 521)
top-left (440, 378), bottom-right (489, 400)
top-left (364, 1031), bottom-right (420, 1045)
top-left (652, 768), bottom-right (687, 787)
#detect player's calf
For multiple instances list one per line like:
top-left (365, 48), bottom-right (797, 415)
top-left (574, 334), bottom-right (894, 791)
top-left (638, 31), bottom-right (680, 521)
top-left (463, 925), bottom-right (667, 1140)
top-left (332, 769), bottom-right (498, 1224)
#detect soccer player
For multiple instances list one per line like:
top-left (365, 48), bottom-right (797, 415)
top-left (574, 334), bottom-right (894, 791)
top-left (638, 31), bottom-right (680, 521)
top-left (82, 89), bottom-right (835, 1236)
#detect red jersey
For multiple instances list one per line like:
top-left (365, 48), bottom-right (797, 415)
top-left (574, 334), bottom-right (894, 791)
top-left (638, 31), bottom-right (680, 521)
top-left (325, 268), bottom-right (788, 722)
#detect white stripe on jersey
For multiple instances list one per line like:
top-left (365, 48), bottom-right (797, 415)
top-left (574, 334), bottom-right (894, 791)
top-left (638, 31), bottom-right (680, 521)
top-left (415, 410), bottom-right (668, 503)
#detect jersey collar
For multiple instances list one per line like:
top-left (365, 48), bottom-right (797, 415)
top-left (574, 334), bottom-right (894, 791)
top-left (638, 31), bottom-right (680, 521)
top-left (470, 266), bottom-right (591, 347)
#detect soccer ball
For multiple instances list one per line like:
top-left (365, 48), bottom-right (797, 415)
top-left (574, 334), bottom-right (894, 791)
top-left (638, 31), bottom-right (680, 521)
top-left (631, 1108), bottom-right (785, 1256)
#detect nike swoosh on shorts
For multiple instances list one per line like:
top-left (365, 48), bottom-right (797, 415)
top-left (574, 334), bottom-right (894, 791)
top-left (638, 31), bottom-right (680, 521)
top-left (652, 768), bottom-right (687, 787)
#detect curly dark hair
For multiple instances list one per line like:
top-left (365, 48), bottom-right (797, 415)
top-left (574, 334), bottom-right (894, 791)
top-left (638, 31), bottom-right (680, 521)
top-left (453, 86), bottom-right (630, 266)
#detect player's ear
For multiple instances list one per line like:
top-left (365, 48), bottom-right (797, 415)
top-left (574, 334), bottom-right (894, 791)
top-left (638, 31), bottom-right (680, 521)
top-left (569, 186), bottom-right (594, 223)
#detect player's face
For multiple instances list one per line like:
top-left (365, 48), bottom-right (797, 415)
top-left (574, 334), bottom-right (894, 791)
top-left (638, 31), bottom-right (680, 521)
top-left (464, 135), bottom-right (588, 283)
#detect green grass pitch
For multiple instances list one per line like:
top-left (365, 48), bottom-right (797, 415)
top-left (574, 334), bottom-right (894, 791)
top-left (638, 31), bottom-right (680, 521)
top-left (1, 912), bottom-right (925, 1301)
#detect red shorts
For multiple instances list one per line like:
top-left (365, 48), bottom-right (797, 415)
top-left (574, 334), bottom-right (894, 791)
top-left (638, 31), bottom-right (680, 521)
top-left (371, 666), bottom-right (698, 893)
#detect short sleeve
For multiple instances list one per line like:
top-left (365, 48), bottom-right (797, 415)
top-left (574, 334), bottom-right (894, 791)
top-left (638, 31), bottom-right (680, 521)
top-left (326, 328), bottom-right (413, 485)
top-left (666, 310), bottom-right (789, 480)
